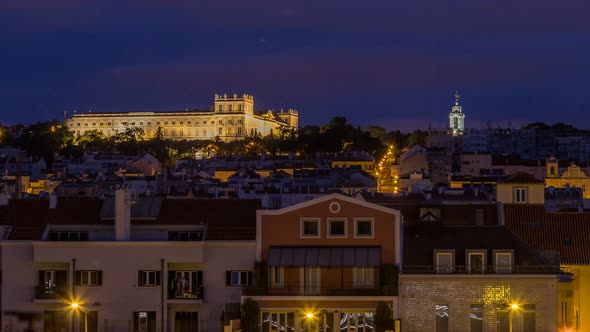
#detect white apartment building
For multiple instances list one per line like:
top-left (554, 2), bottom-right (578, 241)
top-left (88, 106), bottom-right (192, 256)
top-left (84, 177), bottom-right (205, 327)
top-left (0, 192), bottom-right (259, 332)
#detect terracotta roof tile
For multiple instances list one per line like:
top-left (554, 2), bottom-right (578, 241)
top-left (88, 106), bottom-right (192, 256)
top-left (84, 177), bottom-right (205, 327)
top-left (498, 172), bottom-right (544, 184)
top-left (504, 204), bottom-right (590, 265)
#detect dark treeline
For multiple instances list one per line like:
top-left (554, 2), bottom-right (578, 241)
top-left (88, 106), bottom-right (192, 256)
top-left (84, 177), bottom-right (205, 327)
top-left (0, 117), bottom-right (429, 167)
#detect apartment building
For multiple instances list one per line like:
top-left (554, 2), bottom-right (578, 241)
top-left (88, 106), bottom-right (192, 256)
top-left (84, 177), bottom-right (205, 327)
top-left (246, 193), bottom-right (402, 332)
top-left (0, 192), bottom-right (259, 332)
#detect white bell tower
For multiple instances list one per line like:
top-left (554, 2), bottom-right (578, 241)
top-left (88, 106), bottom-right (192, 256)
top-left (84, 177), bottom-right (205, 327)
top-left (449, 91), bottom-right (465, 136)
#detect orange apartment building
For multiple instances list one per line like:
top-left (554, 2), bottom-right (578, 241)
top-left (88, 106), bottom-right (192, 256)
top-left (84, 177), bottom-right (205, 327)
top-left (246, 193), bottom-right (401, 332)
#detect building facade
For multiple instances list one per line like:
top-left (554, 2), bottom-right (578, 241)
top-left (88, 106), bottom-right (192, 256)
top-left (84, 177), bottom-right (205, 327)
top-left (0, 192), bottom-right (260, 332)
top-left (246, 194), bottom-right (402, 332)
top-left (65, 94), bottom-right (299, 142)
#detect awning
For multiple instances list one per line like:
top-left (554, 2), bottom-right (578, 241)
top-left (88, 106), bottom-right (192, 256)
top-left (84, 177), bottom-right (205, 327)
top-left (267, 247), bottom-right (381, 267)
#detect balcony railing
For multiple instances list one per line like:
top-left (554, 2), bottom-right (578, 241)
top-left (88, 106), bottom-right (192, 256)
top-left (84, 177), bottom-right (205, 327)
top-left (243, 284), bottom-right (397, 297)
top-left (402, 265), bottom-right (563, 274)
top-left (35, 285), bottom-right (68, 300)
top-left (168, 285), bottom-right (204, 300)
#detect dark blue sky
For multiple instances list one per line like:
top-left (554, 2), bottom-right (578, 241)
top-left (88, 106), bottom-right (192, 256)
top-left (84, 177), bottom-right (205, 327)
top-left (1, 0), bottom-right (589, 131)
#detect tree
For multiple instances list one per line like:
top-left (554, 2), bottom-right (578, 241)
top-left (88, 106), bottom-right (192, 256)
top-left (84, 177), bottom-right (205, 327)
top-left (241, 298), bottom-right (261, 332)
top-left (374, 301), bottom-right (393, 332)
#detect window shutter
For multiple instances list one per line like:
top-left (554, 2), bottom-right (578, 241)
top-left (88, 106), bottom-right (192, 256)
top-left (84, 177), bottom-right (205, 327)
top-left (247, 272), bottom-right (253, 286)
top-left (138, 271), bottom-right (143, 286)
top-left (56, 270), bottom-right (68, 288)
top-left (156, 271), bottom-right (161, 286)
top-left (75, 271), bottom-right (82, 286)
top-left (225, 271), bottom-right (231, 286)
top-left (97, 271), bottom-right (103, 286)
top-left (38, 271), bottom-right (45, 285)
top-left (197, 271), bottom-right (203, 286)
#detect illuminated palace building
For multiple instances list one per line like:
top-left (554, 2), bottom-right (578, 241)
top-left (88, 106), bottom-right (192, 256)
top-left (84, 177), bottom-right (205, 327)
top-left (65, 94), bottom-right (299, 141)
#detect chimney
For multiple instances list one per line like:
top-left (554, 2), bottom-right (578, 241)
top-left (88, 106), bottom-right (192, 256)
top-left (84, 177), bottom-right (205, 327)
top-left (115, 189), bottom-right (136, 241)
top-left (49, 192), bottom-right (58, 209)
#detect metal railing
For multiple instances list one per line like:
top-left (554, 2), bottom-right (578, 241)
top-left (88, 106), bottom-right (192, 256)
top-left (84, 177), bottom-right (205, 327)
top-left (34, 285), bottom-right (68, 300)
top-left (243, 283), bottom-right (397, 296)
top-left (402, 265), bottom-right (563, 274)
top-left (168, 285), bottom-right (204, 300)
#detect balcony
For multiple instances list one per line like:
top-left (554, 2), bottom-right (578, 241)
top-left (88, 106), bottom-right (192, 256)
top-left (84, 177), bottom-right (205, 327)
top-left (243, 284), bottom-right (397, 297)
top-left (35, 285), bottom-right (68, 300)
top-left (168, 285), bottom-right (204, 300)
top-left (402, 265), bottom-right (563, 274)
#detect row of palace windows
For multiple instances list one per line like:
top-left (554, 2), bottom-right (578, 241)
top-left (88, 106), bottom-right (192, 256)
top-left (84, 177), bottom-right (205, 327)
top-left (434, 249), bottom-right (513, 274)
top-left (300, 218), bottom-right (374, 239)
top-left (75, 119), bottom-right (245, 127)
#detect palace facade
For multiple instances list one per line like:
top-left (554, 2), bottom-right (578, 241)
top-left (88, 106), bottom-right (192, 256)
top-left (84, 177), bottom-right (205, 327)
top-left (64, 94), bottom-right (299, 141)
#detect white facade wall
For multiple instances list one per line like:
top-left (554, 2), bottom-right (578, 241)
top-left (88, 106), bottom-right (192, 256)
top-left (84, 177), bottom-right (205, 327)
top-left (1, 241), bottom-right (255, 332)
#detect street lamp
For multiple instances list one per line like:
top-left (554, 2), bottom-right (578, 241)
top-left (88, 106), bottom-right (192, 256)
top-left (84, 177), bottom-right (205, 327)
top-left (70, 302), bottom-right (88, 332)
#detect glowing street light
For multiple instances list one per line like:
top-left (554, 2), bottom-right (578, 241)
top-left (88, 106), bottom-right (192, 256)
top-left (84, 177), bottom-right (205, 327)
top-left (306, 313), bottom-right (314, 319)
top-left (70, 301), bottom-right (88, 332)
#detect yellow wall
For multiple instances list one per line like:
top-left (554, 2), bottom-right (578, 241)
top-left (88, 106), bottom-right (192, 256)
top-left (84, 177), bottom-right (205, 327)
top-left (545, 165), bottom-right (590, 199)
top-left (496, 184), bottom-right (545, 204)
top-left (563, 265), bottom-right (590, 332)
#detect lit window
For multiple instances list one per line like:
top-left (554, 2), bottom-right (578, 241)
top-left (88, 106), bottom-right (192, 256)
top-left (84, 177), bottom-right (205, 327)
top-left (354, 218), bottom-right (374, 237)
top-left (301, 218), bottom-right (320, 238)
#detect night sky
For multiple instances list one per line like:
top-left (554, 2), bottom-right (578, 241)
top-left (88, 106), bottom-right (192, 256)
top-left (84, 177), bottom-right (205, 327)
top-left (1, 0), bottom-right (589, 131)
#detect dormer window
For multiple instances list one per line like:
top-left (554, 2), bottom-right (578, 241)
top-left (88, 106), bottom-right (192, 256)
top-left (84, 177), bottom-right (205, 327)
top-left (466, 250), bottom-right (486, 274)
top-left (435, 250), bottom-right (455, 273)
top-left (494, 250), bottom-right (513, 273)
top-left (514, 188), bottom-right (527, 203)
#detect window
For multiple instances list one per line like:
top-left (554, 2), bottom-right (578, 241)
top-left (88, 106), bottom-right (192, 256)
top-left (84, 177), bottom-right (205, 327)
top-left (172, 121), bottom-right (176, 125)
top-left (228, 105), bottom-right (233, 112)
top-left (138, 270), bottom-right (160, 286)
top-left (180, 121), bottom-right (183, 125)
top-left (237, 127), bottom-right (242, 135)
top-left (218, 127), bottom-right (223, 136)
top-left (467, 251), bottom-right (486, 274)
top-left (496, 308), bottom-right (509, 332)
top-left (435, 304), bottom-right (449, 332)
top-left (328, 218), bottom-right (347, 237)
top-left (218, 105), bottom-right (223, 112)
top-left (494, 251), bottom-right (513, 273)
top-left (354, 218), bottom-right (374, 237)
top-left (48, 231), bottom-right (89, 241)
top-left (169, 270), bottom-right (202, 299)
top-left (76, 270), bottom-right (102, 286)
top-left (226, 271), bottom-right (251, 287)
top-left (300, 218), bottom-right (320, 238)
top-left (470, 304), bottom-right (483, 332)
top-left (270, 267), bottom-right (284, 288)
top-left (435, 251), bottom-right (454, 273)
top-left (134, 312), bottom-right (156, 332)
top-left (168, 231), bottom-right (203, 241)
top-left (523, 304), bottom-right (535, 332)
top-left (352, 267), bottom-right (374, 288)
top-left (514, 187), bottom-right (527, 203)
